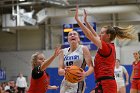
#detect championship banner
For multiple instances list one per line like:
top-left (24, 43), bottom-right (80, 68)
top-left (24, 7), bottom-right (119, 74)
top-left (0, 69), bottom-right (6, 80)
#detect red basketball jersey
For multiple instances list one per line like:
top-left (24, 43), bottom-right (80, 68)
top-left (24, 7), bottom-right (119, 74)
top-left (94, 41), bottom-right (116, 79)
top-left (132, 61), bottom-right (140, 79)
top-left (27, 71), bottom-right (50, 93)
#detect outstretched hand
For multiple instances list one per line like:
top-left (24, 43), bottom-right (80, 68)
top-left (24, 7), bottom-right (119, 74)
top-left (54, 46), bottom-right (61, 57)
top-left (64, 66), bottom-right (86, 82)
top-left (75, 5), bottom-right (79, 21)
top-left (83, 9), bottom-right (88, 22)
top-left (76, 68), bottom-right (86, 82)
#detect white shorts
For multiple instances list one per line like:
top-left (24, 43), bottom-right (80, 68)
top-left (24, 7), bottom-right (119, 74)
top-left (116, 79), bottom-right (125, 91)
top-left (60, 78), bottom-right (85, 93)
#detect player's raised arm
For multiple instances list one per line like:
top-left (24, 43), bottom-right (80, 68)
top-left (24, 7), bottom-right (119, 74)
top-left (75, 5), bottom-right (102, 48)
top-left (58, 50), bottom-right (65, 76)
top-left (83, 9), bottom-right (97, 37)
top-left (41, 47), bottom-right (61, 71)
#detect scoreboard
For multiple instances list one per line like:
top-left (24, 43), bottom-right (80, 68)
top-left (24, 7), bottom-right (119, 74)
top-left (63, 23), bottom-right (97, 50)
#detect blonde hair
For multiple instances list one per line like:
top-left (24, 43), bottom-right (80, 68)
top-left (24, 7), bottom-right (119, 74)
top-left (103, 25), bottom-right (135, 41)
top-left (31, 52), bottom-right (43, 68)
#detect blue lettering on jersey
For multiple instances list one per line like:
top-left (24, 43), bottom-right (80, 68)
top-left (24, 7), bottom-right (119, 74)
top-left (64, 55), bottom-right (79, 61)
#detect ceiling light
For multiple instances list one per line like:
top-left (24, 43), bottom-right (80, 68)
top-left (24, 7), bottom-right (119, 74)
top-left (19, 0), bottom-right (25, 1)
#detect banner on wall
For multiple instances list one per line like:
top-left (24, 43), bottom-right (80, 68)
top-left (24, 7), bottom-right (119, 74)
top-left (0, 69), bottom-right (6, 80)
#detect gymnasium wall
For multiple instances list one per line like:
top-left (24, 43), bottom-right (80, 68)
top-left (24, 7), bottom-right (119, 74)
top-left (46, 65), bottom-right (132, 93)
top-left (0, 46), bottom-right (140, 93)
top-left (0, 16), bottom-right (140, 93)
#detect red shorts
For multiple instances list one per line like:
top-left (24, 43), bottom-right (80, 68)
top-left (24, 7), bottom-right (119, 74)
top-left (131, 79), bottom-right (140, 90)
top-left (95, 79), bottom-right (117, 93)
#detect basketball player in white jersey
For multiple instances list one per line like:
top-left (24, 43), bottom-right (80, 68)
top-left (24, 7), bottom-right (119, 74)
top-left (58, 31), bottom-right (94, 93)
top-left (114, 59), bottom-right (129, 93)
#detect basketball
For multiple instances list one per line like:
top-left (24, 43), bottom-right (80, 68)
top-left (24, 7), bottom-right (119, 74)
top-left (65, 65), bottom-right (84, 83)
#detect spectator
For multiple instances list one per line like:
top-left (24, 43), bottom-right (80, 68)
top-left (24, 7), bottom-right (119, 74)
top-left (5, 89), bottom-right (12, 93)
top-left (4, 82), bottom-right (10, 91)
top-left (0, 84), bottom-right (4, 93)
top-left (16, 73), bottom-right (27, 93)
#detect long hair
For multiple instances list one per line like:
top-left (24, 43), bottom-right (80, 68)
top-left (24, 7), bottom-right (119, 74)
top-left (31, 52), bottom-right (42, 68)
top-left (103, 25), bottom-right (135, 41)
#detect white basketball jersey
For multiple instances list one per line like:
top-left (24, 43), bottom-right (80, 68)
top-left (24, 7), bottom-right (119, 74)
top-left (114, 65), bottom-right (127, 81)
top-left (63, 45), bottom-right (85, 69)
top-left (61, 45), bottom-right (86, 93)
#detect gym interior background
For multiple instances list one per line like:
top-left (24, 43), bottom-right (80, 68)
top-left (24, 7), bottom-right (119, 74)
top-left (0, 0), bottom-right (140, 93)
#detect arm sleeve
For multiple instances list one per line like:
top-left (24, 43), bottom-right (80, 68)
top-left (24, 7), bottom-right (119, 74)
top-left (32, 66), bottom-right (44, 79)
top-left (98, 40), bottom-right (112, 56)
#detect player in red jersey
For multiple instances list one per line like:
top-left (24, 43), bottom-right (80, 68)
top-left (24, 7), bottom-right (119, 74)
top-left (130, 50), bottom-right (140, 93)
top-left (75, 5), bottom-right (135, 93)
top-left (27, 47), bottom-right (61, 93)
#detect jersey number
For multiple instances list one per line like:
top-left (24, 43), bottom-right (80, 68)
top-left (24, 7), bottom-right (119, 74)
top-left (115, 73), bottom-right (120, 77)
top-left (66, 61), bottom-right (73, 66)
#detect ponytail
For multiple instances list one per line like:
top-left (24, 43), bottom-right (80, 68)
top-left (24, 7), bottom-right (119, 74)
top-left (113, 25), bottom-right (135, 40)
top-left (103, 25), bottom-right (135, 41)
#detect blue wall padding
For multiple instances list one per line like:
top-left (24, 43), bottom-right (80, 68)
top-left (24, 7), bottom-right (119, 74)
top-left (46, 65), bottom-right (132, 93)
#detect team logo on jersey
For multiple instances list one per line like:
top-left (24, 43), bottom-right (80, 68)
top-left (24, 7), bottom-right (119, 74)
top-left (64, 55), bottom-right (79, 61)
